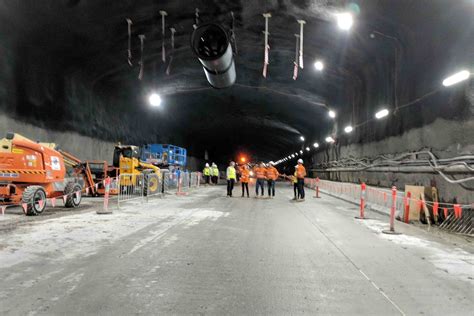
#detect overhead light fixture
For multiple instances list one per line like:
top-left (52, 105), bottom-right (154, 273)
top-left (344, 125), bottom-right (353, 133)
top-left (328, 110), bottom-right (336, 118)
top-left (295, 153), bottom-right (299, 156)
top-left (305, 147), bottom-right (310, 151)
top-left (291, 154), bottom-right (295, 158)
top-left (314, 60), bottom-right (324, 71)
top-left (313, 142), bottom-right (319, 148)
top-left (148, 93), bottom-right (162, 107)
top-left (300, 136), bottom-right (305, 141)
top-left (442, 70), bottom-right (470, 87)
top-left (336, 12), bottom-right (353, 31)
top-left (299, 150), bottom-right (303, 154)
top-left (325, 136), bottom-right (335, 143)
top-left (375, 108), bottom-right (389, 119)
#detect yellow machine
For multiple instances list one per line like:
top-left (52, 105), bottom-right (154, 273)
top-left (113, 145), bottom-right (161, 196)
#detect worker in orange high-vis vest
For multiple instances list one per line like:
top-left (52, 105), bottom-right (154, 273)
top-left (265, 161), bottom-right (279, 198)
top-left (296, 158), bottom-right (307, 200)
top-left (240, 164), bottom-right (250, 198)
top-left (253, 162), bottom-right (267, 197)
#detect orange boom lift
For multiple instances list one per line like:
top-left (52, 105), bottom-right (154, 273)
top-left (0, 133), bottom-right (82, 215)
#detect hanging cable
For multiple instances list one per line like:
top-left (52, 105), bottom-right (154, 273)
top-left (138, 34), bottom-right (146, 80)
top-left (262, 13), bottom-right (271, 78)
top-left (230, 11), bottom-right (238, 55)
top-left (297, 20), bottom-right (306, 69)
top-left (166, 27), bottom-right (176, 75)
top-left (293, 34), bottom-right (299, 80)
top-left (159, 11), bottom-right (168, 63)
top-left (126, 18), bottom-right (133, 66)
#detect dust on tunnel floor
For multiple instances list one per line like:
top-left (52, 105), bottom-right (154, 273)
top-left (0, 183), bottom-right (472, 315)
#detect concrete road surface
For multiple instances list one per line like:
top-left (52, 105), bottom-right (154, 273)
top-left (0, 184), bottom-right (472, 315)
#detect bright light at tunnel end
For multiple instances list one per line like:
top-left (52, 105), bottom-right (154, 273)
top-left (148, 93), bottom-right (162, 107)
top-left (442, 70), bottom-right (470, 87)
top-left (375, 108), bottom-right (390, 119)
top-left (328, 110), bottom-right (336, 118)
top-left (325, 136), bottom-right (335, 143)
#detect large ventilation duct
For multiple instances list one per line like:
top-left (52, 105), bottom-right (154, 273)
top-left (191, 23), bottom-right (236, 89)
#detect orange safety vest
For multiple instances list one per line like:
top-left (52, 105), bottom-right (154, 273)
top-left (266, 166), bottom-right (279, 180)
top-left (296, 164), bottom-right (306, 179)
top-left (240, 168), bottom-right (250, 183)
top-left (254, 167), bottom-right (266, 179)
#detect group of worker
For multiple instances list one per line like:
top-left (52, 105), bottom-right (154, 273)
top-left (203, 159), bottom-right (307, 200)
top-left (202, 162), bottom-right (219, 185)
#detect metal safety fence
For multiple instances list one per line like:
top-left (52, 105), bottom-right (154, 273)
top-left (117, 171), bottom-right (202, 208)
top-left (304, 177), bottom-right (473, 236)
top-left (118, 173), bottom-right (145, 208)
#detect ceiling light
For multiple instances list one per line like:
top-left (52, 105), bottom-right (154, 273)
top-left (148, 93), bottom-right (162, 107)
top-left (305, 147), bottom-right (310, 151)
top-left (344, 125), bottom-right (353, 133)
top-left (328, 110), bottom-right (336, 118)
top-left (375, 108), bottom-right (389, 119)
top-left (291, 154), bottom-right (295, 158)
top-left (295, 153), bottom-right (299, 156)
top-left (300, 136), bottom-right (305, 141)
top-left (313, 142), bottom-right (319, 148)
top-left (336, 12), bottom-right (353, 30)
top-left (442, 70), bottom-right (470, 87)
top-left (299, 150), bottom-right (303, 154)
top-left (325, 136), bottom-right (335, 143)
top-left (314, 60), bottom-right (324, 71)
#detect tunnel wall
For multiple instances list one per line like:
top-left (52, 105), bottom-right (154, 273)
top-left (0, 113), bottom-right (116, 162)
top-left (312, 116), bottom-right (474, 204)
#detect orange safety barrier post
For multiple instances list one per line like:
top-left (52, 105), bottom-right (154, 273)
top-left (97, 177), bottom-right (112, 214)
top-left (383, 186), bottom-right (401, 235)
top-left (404, 191), bottom-right (411, 223)
top-left (176, 172), bottom-right (188, 196)
top-left (355, 182), bottom-right (367, 219)
top-left (313, 177), bottom-right (321, 198)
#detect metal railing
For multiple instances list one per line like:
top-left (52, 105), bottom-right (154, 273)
top-left (118, 173), bottom-right (144, 208)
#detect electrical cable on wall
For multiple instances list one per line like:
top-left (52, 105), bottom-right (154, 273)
top-left (138, 34), bottom-right (146, 80)
top-left (126, 18), bottom-right (133, 66)
top-left (315, 151), bottom-right (474, 184)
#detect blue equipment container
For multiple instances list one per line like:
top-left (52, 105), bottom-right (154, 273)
top-left (141, 144), bottom-right (187, 167)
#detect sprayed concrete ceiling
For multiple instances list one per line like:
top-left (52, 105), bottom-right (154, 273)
top-left (0, 0), bottom-right (473, 162)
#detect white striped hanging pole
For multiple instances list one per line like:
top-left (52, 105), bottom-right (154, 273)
top-left (297, 20), bottom-right (306, 69)
top-left (293, 34), bottom-right (300, 80)
top-left (138, 34), bottom-right (146, 80)
top-left (262, 13), bottom-right (272, 78)
top-left (159, 11), bottom-right (167, 63)
top-left (193, 8), bottom-right (200, 29)
top-left (166, 27), bottom-right (176, 75)
top-left (126, 18), bottom-right (133, 66)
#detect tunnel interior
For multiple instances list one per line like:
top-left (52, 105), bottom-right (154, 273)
top-left (0, 0), bottom-right (473, 201)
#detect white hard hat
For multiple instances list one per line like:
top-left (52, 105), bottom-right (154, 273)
top-left (212, 163), bottom-right (216, 167)
top-left (205, 163), bottom-right (209, 167)
top-left (297, 159), bottom-right (303, 164)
